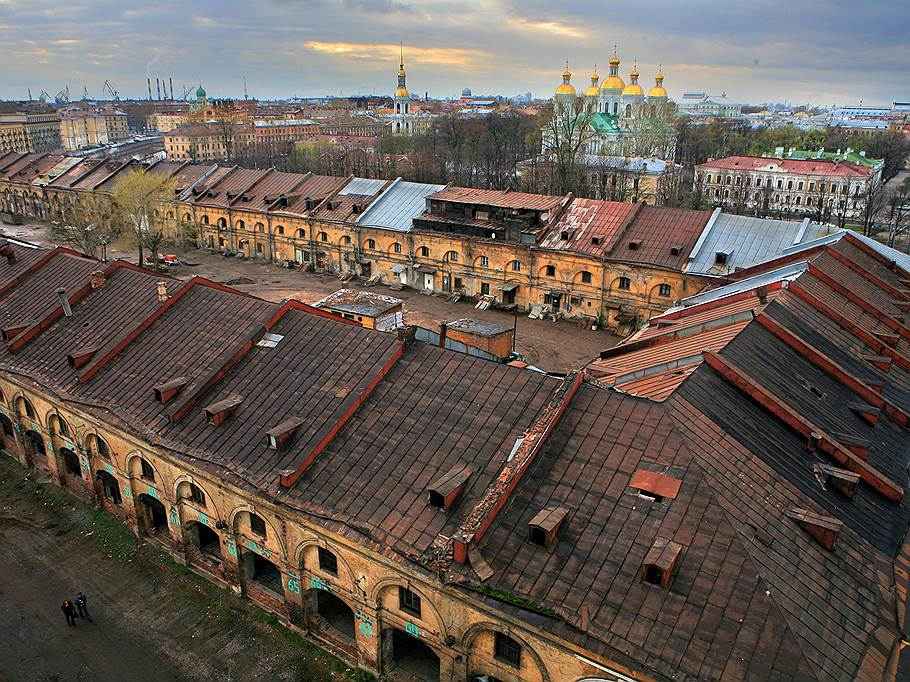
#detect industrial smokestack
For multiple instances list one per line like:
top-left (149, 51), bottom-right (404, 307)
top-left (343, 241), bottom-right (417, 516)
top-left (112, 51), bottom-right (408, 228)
top-left (148, 78), bottom-right (152, 100)
top-left (156, 78), bottom-right (161, 100)
top-left (56, 288), bottom-right (72, 317)
top-left (169, 78), bottom-right (174, 101)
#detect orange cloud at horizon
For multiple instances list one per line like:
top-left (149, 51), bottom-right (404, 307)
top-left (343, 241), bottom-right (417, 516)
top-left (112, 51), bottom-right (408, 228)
top-left (304, 41), bottom-right (490, 68)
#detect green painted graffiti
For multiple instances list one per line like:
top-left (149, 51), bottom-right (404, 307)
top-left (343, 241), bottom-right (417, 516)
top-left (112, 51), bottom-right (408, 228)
top-left (286, 572), bottom-right (301, 594)
top-left (405, 621), bottom-right (420, 637)
top-left (310, 576), bottom-right (331, 592)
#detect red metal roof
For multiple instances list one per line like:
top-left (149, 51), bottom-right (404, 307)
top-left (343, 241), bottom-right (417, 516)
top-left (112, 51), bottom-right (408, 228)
top-left (697, 155), bottom-right (874, 178)
top-left (540, 198), bottom-right (638, 256)
top-left (428, 186), bottom-right (566, 211)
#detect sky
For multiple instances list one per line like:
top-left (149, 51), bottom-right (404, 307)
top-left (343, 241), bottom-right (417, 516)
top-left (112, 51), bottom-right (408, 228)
top-left (0, 0), bottom-right (907, 106)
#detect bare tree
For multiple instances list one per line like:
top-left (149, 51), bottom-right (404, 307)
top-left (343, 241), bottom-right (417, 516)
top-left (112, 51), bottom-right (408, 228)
top-left (49, 197), bottom-right (119, 259)
top-left (539, 98), bottom-right (599, 195)
top-left (111, 169), bottom-right (176, 268)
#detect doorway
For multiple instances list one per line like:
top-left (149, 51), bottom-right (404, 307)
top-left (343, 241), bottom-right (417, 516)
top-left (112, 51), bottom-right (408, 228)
top-left (243, 553), bottom-right (283, 595)
top-left (423, 273), bottom-right (434, 290)
top-left (312, 590), bottom-right (355, 640)
top-left (137, 493), bottom-right (168, 535)
top-left (383, 628), bottom-right (440, 681)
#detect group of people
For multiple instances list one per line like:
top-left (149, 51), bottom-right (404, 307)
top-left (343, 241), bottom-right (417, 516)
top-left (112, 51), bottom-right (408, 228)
top-left (60, 592), bottom-right (92, 626)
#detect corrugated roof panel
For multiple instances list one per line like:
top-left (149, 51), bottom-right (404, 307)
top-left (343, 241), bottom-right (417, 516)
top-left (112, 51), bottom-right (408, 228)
top-left (340, 177), bottom-right (388, 196)
top-left (357, 180), bottom-right (445, 232)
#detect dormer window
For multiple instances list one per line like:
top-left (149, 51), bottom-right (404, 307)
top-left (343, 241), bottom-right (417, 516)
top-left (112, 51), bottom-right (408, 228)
top-left (527, 506), bottom-right (568, 548)
top-left (641, 536), bottom-right (682, 587)
top-left (204, 395), bottom-right (243, 426)
top-left (153, 377), bottom-right (188, 404)
top-left (628, 240), bottom-right (642, 251)
top-left (427, 467), bottom-right (471, 510)
top-left (265, 417), bottom-right (304, 449)
top-left (67, 345), bottom-right (99, 369)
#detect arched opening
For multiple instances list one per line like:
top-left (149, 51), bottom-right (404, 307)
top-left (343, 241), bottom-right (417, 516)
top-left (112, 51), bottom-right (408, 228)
top-left (15, 396), bottom-right (36, 420)
top-left (49, 414), bottom-right (70, 439)
top-left (97, 470), bottom-right (122, 505)
top-left (383, 628), bottom-right (440, 681)
top-left (86, 433), bottom-right (111, 460)
top-left (186, 520), bottom-right (221, 559)
top-left (311, 589), bottom-right (355, 640)
top-left (60, 447), bottom-right (81, 479)
top-left (242, 552), bottom-right (282, 594)
top-left (217, 217), bottom-right (227, 228)
top-left (0, 414), bottom-right (16, 451)
top-left (136, 493), bottom-right (168, 535)
top-left (24, 429), bottom-right (46, 458)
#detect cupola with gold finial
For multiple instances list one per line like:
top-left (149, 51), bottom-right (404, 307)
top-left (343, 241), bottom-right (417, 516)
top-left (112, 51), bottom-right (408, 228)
top-left (584, 66), bottom-right (601, 97)
top-left (600, 46), bottom-right (625, 92)
top-left (555, 61), bottom-right (577, 96)
top-left (395, 43), bottom-right (409, 98)
top-left (622, 61), bottom-right (644, 97)
top-left (648, 65), bottom-right (668, 99)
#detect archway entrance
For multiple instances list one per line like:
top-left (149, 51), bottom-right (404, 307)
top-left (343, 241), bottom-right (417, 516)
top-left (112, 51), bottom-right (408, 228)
top-left (311, 590), bottom-right (355, 640)
top-left (383, 628), bottom-right (440, 681)
top-left (242, 553), bottom-right (282, 594)
top-left (24, 429), bottom-right (45, 464)
top-left (0, 414), bottom-right (15, 452)
top-left (59, 447), bottom-right (81, 480)
top-left (97, 470), bottom-right (122, 504)
top-left (186, 521), bottom-right (221, 559)
top-left (136, 493), bottom-right (167, 535)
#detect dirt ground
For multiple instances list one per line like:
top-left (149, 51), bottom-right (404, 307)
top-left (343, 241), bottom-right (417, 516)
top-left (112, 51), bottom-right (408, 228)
top-left (1, 221), bottom-right (619, 373)
top-left (0, 456), bottom-right (370, 682)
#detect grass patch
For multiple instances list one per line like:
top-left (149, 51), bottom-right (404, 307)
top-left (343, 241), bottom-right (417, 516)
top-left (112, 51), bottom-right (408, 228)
top-left (463, 581), bottom-right (561, 619)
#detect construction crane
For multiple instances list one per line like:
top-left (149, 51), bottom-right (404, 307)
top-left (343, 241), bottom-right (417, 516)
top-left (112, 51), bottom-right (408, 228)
top-left (103, 80), bottom-right (120, 101)
top-left (38, 90), bottom-right (50, 103)
top-left (82, 84), bottom-right (90, 101)
top-left (180, 84), bottom-right (194, 100)
top-left (54, 86), bottom-right (70, 104)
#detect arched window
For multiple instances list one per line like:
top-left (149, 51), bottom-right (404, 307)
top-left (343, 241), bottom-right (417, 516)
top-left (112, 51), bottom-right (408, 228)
top-left (183, 213), bottom-right (191, 222)
top-left (201, 215), bottom-right (209, 225)
top-left (419, 246), bottom-right (430, 257)
top-left (217, 217), bottom-right (227, 228)
top-left (188, 482), bottom-right (205, 506)
top-left (618, 276), bottom-right (631, 291)
top-left (341, 235), bottom-right (351, 245)
top-left (658, 283), bottom-right (671, 297)
top-left (49, 414), bottom-right (70, 438)
top-left (317, 547), bottom-right (338, 575)
top-left (320, 232), bottom-right (328, 242)
top-left (256, 222), bottom-right (264, 232)
top-left (366, 239), bottom-right (375, 249)
top-left (16, 396), bottom-right (35, 420)
top-left (138, 457), bottom-right (155, 482)
top-left (625, 104), bottom-right (632, 117)
top-left (276, 225), bottom-right (285, 235)
top-left (392, 242), bottom-right (402, 254)
top-left (236, 219), bottom-right (245, 230)
top-left (444, 250), bottom-right (458, 262)
top-left (296, 228), bottom-right (306, 238)
top-left (580, 271), bottom-right (592, 284)
top-left (86, 433), bottom-right (111, 460)
top-left (248, 512), bottom-right (266, 538)
top-left (509, 260), bottom-right (521, 272)
top-left (97, 470), bottom-right (121, 505)
top-left (706, 174), bottom-right (712, 183)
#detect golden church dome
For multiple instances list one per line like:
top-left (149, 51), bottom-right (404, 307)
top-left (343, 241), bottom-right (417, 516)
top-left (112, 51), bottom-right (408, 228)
top-left (622, 62), bottom-right (644, 96)
top-left (648, 71), bottom-right (667, 98)
top-left (555, 65), bottom-right (576, 96)
top-left (583, 71), bottom-right (600, 97)
top-left (600, 75), bottom-right (625, 91)
top-left (395, 86), bottom-right (410, 98)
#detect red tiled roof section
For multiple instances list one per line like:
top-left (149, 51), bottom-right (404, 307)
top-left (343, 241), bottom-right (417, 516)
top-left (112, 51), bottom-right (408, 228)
top-left (540, 198), bottom-right (638, 256)
top-left (697, 155), bottom-right (874, 178)
top-left (428, 186), bottom-right (566, 211)
top-left (280, 175), bottom-right (351, 214)
top-left (607, 206), bottom-right (712, 270)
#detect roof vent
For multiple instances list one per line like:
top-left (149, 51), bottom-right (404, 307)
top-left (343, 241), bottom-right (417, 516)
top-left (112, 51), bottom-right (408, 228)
top-left (670, 245), bottom-right (681, 256)
top-left (1, 322), bottom-right (33, 341)
top-left (241, 193), bottom-right (252, 202)
top-left (528, 506), bottom-right (568, 548)
top-left (560, 230), bottom-right (571, 240)
top-left (641, 536), bottom-right (683, 587)
top-left (153, 376), bottom-right (189, 404)
top-left (849, 402), bottom-right (880, 426)
top-left (630, 469), bottom-right (682, 503)
top-left (628, 240), bottom-right (642, 251)
top-left (591, 236), bottom-right (601, 246)
top-left (427, 466), bottom-right (471, 510)
top-left (56, 288), bottom-right (72, 317)
top-left (265, 417), bottom-right (305, 449)
top-left (327, 199), bottom-right (341, 210)
top-left (66, 345), bottom-right (99, 368)
top-left (785, 508), bottom-right (842, 550)
top-left (204, 395), bottom-right (243, 426)
top-left (304, 197), bottom-right (316, 210)
top-left (813, 463), bottom-right (860, 498)
top-left (352, 203), bottom-right (364, 215)
top-left (862, 354), bottom-right (892, 374)
top-left (156, 281), bottom-right (169, 304)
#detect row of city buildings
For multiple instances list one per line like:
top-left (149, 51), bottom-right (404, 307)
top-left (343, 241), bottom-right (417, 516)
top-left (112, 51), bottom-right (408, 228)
top-left (3, 150), bottom-right (882, 334)
top-left (0, 204), bottom-right (908, 681)
top-left (0, 106), bottom-right (130, 154)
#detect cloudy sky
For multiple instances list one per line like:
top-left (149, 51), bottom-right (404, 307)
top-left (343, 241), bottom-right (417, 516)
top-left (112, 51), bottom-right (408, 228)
top-left (1, 0), bottom-right (906, 106)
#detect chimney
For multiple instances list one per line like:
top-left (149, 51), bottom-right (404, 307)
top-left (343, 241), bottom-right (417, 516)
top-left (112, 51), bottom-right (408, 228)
top-left (90, 270), bottom-right (107, 289)
top-left (156, 78), bottom-right (161, 100)
top-left (148, 78), bottom-right (152, 101)
top-left (0, 242), bottom-right (16, 264)
top-left (396, 325), bottom-right (417, 346)
top-left (756, 285), bottom-right (768, 304)
top-left (169, 77), bottom-right (174, 101)
top-left (438, 320), bottom-right (448, 348)
top-left (156, 281), bottom-right (169, 303)
top-left (56, 288), bottom-right (72, 317)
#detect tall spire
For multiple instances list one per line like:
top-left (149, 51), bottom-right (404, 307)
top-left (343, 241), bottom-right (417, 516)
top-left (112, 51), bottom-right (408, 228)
top-left (396, 42), bottom-right (409, 98)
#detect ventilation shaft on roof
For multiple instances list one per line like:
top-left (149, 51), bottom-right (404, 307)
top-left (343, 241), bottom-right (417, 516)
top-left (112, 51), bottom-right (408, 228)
top-left (204, 395), bottom-right (243, 426)
top-left (785, 508), bottom-right (842, 550)
top-left (90, 271), bottom-right (107, 289)
top-left (56, 288), bottom-right (72, 317)
top-left (156, 281), bottom-right (169, 304)
top-left (426, 467), bottom-right (471, 510)
top-left (642, 536), bottom-right (683, 587)
top-left (265, 417), bottom-right (304, 449)
top-left (527, 506), bottom-right (568, 548)
top-left (0, 243), bottom-right (15, 264)
top-left (153, 377), bottom-right (188, 404)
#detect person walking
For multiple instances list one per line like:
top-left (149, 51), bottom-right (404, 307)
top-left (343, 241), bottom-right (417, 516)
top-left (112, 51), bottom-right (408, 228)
top-left (61, 600), bottom-right (77, 627)
top-left (74, 592), bottom-right (92, 622)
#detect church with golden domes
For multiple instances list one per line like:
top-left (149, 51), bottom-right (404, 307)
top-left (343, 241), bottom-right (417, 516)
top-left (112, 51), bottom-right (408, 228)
top-left (551, 50), bottom-right (674, 157)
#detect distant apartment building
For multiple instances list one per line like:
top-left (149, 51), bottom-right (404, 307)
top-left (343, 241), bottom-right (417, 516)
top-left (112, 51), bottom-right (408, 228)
top-left (0, 111), bottom-right (61, 153)
top-left (696, 149), bottom-right (883, 221)
top-left (677, 92), bottom-right (742, 118)
top-left (59, 108), bottom-right (129, 151)
top-left (253, 118), bottom-right (320, 147)
top-left (148, 112), bottom-right (191, 133)
top-left (299, 110), bottom-right (389, 137)
top-left (163, 122), bottom-right (255, 162)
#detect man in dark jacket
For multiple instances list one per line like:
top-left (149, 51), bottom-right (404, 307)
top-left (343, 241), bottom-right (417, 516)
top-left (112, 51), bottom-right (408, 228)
top-left (74, 592), bottom-right (92, 621)
top-left (61, 600), bottom-right (77, 626)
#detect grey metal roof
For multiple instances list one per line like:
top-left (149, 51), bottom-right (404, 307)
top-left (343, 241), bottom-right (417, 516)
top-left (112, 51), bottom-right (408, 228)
top-left (676, 260), bottom-right (810, 309)
top-left (356, 179), bottom-right (445, 232)
top-left (339, 177), bottom-right (387, 196)
top-left (686, 212), bottom-right (839, 276)
top-left (852, 232), bottom-right (910, 272)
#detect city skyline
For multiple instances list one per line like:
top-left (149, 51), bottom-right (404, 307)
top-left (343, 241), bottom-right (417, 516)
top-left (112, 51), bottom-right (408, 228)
top-left (0, 0), bottom-right (907, 105)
